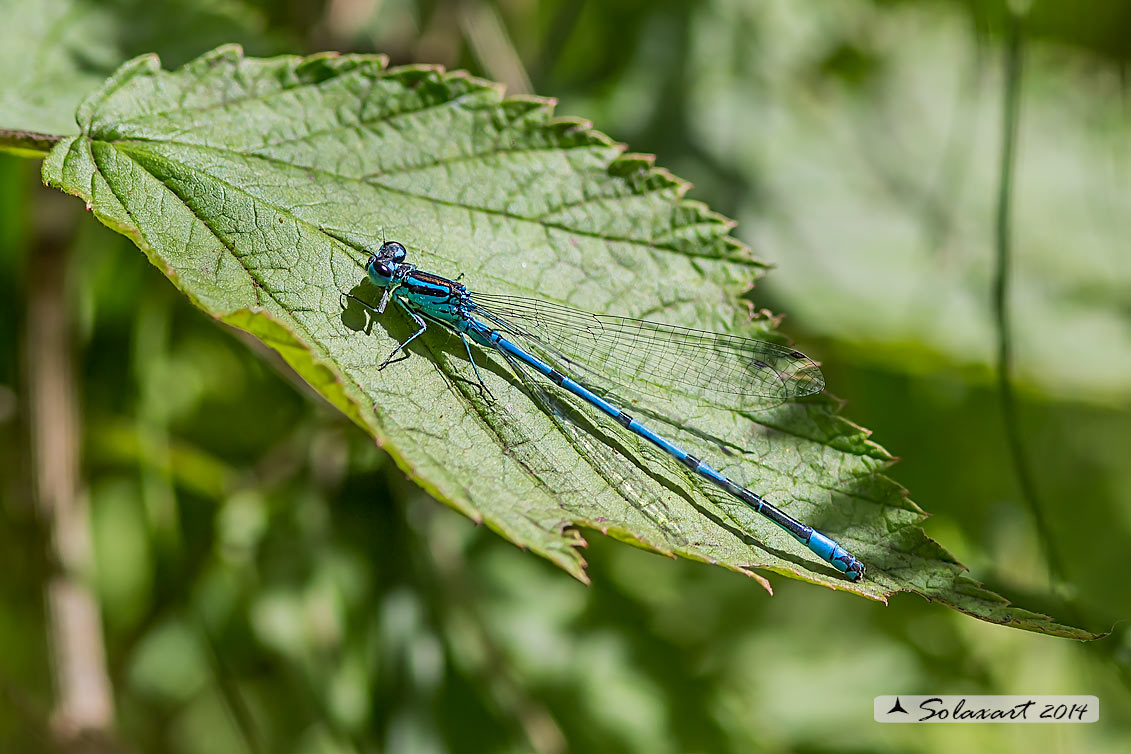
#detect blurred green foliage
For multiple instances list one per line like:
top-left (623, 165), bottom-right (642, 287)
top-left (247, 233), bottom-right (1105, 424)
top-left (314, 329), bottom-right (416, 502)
top-left (1, 1), bottom-right (1129, 753)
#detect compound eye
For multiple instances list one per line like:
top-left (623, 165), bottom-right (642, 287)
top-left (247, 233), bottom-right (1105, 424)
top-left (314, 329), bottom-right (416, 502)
top-left (376, 261), bottom-right (393, 278)
top-left (366, 254), bottom-right (377, 269)
top-left (385, 241), bottom-right (407, 262)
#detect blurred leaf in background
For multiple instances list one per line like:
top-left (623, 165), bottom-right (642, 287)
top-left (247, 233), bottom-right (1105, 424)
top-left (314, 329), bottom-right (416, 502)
top-left (0, 0), bottom-right (294, 136)
top-left (1, 1), bottom-right (1129, 754)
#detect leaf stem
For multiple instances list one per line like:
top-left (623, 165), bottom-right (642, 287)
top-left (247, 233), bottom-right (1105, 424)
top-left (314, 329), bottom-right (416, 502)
top-left (0, 128), bottom-right (66, 156)
top-left (993, 7), bottom-right (1063, 583)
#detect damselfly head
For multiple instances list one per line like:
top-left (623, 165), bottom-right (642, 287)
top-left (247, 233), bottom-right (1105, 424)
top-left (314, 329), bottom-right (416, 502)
top-left (370, 260), bottom-right (394, 281)
top-left (364, 252), bottom-right (389, 280)
top-left (367, 241), bottom-right (409, 285)
top-left (379, 241), bottom-right (408, 264)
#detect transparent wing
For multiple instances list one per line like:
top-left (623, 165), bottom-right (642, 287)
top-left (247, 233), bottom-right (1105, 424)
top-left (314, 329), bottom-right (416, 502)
top-left (492, 344), bottom-right (688, 545)
top-left (468, 292), bottom-right (824, 412)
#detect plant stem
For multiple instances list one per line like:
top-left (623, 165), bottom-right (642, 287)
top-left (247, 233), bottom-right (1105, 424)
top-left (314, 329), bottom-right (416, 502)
top-left (993, 8), bottom-right (1063, 583)
top-left (0, 128), bottom-right (66, 156)
top-left (27, 198), bottom-right (117, 748)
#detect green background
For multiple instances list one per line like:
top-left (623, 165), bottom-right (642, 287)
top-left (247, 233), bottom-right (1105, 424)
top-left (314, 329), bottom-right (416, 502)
top-left (1, 0), bottom-right (1128, 752)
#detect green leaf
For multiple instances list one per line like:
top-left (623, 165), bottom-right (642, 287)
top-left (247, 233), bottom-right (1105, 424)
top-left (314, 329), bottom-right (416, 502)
top-left (0, 0), bottom-right (285, 137)
top-left (690, 2), bottom-right (1131, 403)
top-left (41, 46), bottom-right (1097, 638)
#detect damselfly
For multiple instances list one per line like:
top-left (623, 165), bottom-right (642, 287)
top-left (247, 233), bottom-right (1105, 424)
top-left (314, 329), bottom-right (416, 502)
top-left (346, 240), bottom-right (864, 581)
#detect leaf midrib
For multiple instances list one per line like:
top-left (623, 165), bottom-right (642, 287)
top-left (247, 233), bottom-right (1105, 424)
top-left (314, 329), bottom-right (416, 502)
top-left (97, 136), bottom-right (874, 496)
